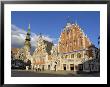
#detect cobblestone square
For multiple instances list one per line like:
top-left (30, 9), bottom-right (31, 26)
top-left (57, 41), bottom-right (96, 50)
top-left (11, 69), bottom-right (100, 77)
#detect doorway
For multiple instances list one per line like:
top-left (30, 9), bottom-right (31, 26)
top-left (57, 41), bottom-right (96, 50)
top-left (48, 65), bottom-right (50, 70)
top-left (63, 64), bottom-right (66, 70)
top-left (42, 65), bottom-right (44, 71)
top-left (78, 64), bottom-right (83, 71)
top-left (70, 64), bottom-right (74, 70)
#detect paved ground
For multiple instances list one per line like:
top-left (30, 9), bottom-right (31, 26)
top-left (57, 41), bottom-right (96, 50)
top-left (11, 69), bottom-right (100, 77)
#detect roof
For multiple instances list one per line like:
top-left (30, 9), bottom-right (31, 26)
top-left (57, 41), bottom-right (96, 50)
top-left (11, 48), bottom-right (20, 54)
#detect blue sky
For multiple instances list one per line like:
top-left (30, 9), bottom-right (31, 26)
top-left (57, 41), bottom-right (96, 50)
top-left (11, 11), bottom-right (100, 48)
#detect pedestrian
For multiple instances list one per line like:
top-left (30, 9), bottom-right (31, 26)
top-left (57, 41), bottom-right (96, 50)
top-left (54, 65), bottom-right (56, 71)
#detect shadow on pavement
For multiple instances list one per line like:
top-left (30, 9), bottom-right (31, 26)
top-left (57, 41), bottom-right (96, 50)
top-left (11, 70), bottom-right (100, 77)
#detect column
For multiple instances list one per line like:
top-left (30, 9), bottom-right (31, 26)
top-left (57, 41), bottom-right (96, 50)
top-left (74, 64), bottom-right (77, 74)
top-left (74, 56), bottom-right (77, 74)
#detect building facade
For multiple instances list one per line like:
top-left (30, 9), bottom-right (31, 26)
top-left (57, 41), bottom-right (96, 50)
top-left (57, 22), bottom-right (99, 72)
top-left (11, 22), bottom-right (100, 72)
top-left (11, 48), bottom-right (20, 60)
top-left (32, 34), bottom-right (53, 70)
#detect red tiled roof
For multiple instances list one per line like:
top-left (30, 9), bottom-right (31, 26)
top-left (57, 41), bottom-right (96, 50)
top-left (11, 48), bottom-right (19, 54)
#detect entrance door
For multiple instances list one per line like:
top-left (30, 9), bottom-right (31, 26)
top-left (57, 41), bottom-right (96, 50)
top-left (48, 65), bottom-right (50, 70)
top-left (78, 64), bottom-right (83, 71)
top-left (63, 64), bottom-right (66, 70)
top-left (70, 64), bottom-right (74, 70)
top-left (42, 65), bottom-right (44, 71)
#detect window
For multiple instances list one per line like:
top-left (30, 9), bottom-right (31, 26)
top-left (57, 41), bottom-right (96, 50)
top-left (71, 54), bottom-right (74, 58)
top-left (77, 53), bottom-right (81, 58)
top-left (65, 55), bottom-right (68, 58)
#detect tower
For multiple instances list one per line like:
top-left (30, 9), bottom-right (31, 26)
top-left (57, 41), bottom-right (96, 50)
top-left (24, 24), bottom-right (31, 52)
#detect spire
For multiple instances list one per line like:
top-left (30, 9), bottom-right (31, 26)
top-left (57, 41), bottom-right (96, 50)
top-left (25, 24), bottom-right (31, 41)
top-left (28, 23), bottom-right (30, 29)
top-left (28, 23), bottom-right (31, 34)
top-left (24, 24), bottom-right (31, 52)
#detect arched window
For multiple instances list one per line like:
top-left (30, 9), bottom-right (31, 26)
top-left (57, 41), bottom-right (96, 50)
top-left (77, 53), bottom-right (81, 58)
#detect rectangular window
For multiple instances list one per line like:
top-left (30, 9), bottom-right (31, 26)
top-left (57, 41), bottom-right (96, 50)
top-left (71, 54), bottom-right (74, 58)
top-left (77, 53), bottom-right (81, 58)
top-left (65, 55), bottom-right (68, 58)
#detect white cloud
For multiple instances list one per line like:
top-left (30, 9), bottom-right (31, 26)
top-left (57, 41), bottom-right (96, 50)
top-left (42, 35), bottom-right (53, 42)
top-left (11, 24), bottom-right (54, 51)
top-left (11, 24), bottom-right (26, 48)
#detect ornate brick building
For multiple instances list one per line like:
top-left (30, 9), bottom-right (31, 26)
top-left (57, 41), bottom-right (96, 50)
top-left (57, 22), bottom-right (99, 72)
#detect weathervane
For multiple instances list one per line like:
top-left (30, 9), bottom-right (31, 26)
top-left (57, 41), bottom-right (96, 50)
top-left (28, 23), bottom-right (31, 34)
top-left (66, 16), bottom-right (73, 23)
top-left (39, 33), bottom-right (42, 38)
top-left (22, 28), bottom-right (25, 31)
top-left (75, 19), bottom-right (77, 25)
top-left (28, 23), bottom-right (30, 29)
